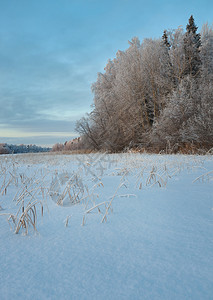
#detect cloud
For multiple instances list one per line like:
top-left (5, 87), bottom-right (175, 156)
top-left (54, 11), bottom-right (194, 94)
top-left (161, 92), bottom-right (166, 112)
top-left (0, 31), bottom-right (95, 136)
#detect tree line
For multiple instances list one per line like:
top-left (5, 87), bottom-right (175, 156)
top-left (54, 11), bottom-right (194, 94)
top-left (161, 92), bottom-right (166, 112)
top-left (0, 143), bottom-right (51, 155)
top-left (57, 16), bottom-right (213, 153)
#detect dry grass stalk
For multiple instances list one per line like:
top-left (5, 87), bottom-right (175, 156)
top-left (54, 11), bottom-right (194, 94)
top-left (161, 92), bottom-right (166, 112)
top-left (14, 200), bottom-right (43, 234)
top-left (193, 170), bottom-right (213, 183)
top-left (64, 215), bottom-right (71, 227)
top-left (82, 215), bottom-right (86, 226)
top-left (101, 180), bottom-right (127, 223)
top-left (146, 166), bottom-right (167, 188)
top-left (85, 201), bottom-right (110, 214)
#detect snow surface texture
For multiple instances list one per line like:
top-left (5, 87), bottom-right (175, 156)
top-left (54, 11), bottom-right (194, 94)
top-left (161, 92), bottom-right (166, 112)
top-left (0, 153), bottom-right (212, 300)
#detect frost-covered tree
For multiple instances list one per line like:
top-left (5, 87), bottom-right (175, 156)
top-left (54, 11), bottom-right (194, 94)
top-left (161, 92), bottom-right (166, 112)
top-left (76, 16), bottom-right (213, 152)
top-left (150, 74), bottom-right (213, 151)
top-left (183, 15), bottom-right (202, 77)
top-left (167, 27), bottom-right (185, 83)
top-left (200, 23), bottom-right (213, 80)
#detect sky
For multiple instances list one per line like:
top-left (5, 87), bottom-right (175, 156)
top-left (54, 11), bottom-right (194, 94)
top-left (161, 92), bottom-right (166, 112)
top-left (0, 0), bottom-right (212, 147)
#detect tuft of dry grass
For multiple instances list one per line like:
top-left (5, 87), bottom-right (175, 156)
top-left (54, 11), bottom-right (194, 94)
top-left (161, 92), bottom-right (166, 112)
top-left (49, 171), bottom-right (85, 206)
top-left (1, 200), bottom-right (43, 235)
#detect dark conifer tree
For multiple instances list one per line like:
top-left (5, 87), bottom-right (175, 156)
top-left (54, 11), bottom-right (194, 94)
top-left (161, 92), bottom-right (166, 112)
top-left (161, 30), bottom-right (177, 89)
top-left (162, 30), bottom-right (170, 49)
top-left (183, 15), bottom-right (202, 77)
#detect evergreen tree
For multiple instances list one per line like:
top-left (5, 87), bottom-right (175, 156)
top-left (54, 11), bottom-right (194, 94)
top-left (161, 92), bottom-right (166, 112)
top-left (162, 30), bottom-right (170, 49)
top-left (160, 30), bottom-right (177, 90)
top-left (183, 15), bottom-right (202, 77)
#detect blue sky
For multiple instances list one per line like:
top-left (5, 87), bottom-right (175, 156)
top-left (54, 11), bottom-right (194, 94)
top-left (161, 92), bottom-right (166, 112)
top-left (0, 0), bottom-right (212, 147)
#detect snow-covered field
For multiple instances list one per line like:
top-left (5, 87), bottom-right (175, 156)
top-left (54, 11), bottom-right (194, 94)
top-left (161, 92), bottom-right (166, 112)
top-left (0, 152), bottom-right (212, 300)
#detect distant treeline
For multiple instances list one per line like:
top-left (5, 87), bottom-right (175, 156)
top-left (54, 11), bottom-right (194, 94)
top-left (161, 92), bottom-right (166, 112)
top-left (0, 143), bottom-right (51, 155)
top-left (74, 16), bottom-right (213, 153)
top-left (52, 138), bottom-right (82, 152)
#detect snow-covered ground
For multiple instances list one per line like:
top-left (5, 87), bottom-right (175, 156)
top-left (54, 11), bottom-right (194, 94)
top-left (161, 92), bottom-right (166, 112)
top-left (0, 153), bottom-right (212, 300)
